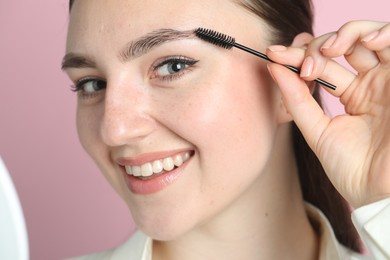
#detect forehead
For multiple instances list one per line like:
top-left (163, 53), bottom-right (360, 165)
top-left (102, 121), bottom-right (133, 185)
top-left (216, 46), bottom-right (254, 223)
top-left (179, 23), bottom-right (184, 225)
top-left (69, 0), bottom-right (264, 34)
top-left (69, 0), bottom-right (238, 33)
top-left (66, 0), bottom-right (268, 55)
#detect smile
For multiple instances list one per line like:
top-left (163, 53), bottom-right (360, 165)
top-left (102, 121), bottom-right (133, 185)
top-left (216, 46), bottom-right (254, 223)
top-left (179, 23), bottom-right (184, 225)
top-left (125, 151), bottom-right (192, 178)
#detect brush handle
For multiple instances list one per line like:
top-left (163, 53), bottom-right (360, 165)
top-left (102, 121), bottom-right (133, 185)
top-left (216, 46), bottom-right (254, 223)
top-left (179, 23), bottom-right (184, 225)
top-left (234, 43), bottom-right (336, 90)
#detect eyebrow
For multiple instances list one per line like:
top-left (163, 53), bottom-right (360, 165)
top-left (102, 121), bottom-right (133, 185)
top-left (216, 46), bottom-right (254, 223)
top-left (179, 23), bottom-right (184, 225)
top-left (61, 28), bottom-right (194, 70)
top-left (61, 53), bottom-right (96, 70)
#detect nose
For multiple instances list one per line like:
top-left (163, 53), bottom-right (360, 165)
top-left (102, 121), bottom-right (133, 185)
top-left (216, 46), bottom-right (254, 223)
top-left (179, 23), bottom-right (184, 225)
top-left (100, 80), bottom-right (155, 147)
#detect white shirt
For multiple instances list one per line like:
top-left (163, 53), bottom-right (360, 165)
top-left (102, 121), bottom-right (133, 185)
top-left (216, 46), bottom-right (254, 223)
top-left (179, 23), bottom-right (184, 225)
top-left (68, 198), bottom-right (390, 260)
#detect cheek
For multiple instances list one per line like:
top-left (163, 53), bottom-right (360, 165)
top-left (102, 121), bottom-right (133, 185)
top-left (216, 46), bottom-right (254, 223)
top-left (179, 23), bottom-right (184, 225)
top-left (155, 62), bottom-right (279, 186)
top-left (76, 105), bottom-right (100, 155)
top-left (138, 63), bottom-right (281, 238)
top-left (200, 67), bottom-right (277, 174)
top-left (76, 104), bottom-right (126, 194)
top-left (172, 61), bottom-right (276, 144)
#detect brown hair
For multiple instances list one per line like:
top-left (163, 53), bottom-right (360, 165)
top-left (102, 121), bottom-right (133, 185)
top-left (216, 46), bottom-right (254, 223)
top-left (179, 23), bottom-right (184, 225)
top-left (236, 0), bottom-right (361, 252)
top-left (68, 0), bottom-right (361, 252)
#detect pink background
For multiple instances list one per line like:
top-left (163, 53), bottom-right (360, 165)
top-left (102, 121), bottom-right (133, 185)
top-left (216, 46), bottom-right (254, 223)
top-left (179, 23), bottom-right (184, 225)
top-left (0, 0), bottom-right (388, 259)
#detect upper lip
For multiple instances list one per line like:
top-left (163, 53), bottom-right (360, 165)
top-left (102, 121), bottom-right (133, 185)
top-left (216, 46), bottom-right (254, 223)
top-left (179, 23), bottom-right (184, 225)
top-left (116, 149), bottom-right (194, 166)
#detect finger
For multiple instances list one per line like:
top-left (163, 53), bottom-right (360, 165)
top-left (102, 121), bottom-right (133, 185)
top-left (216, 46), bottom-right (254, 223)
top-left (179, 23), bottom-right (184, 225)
top-left (267, 63), bottom-right (330, 152)
top-left (361, 23), bottom-right (390, 64)
top-left (344, 44), bottom-right (380, 72)
top-left (319, 21), bottom-right (387, 72)
top-left (299, 33), bottom-right (341, 80)
top-left (266, 46), bottom-right (355, 97)
top-left (303, 28), bottom-right (379, 75)
top-left (318, 34), bottom-right (380, 73)
top-left (319, 21), bottom-right (385, 56)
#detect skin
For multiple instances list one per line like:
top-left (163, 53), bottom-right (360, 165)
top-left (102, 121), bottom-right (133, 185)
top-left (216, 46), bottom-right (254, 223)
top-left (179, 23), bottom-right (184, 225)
top-left (64, 0), bottom-right (390, 259)
top-left (65, 0), bottom-right (317, 259)
top-left (267, 21), bottom-right (390, 208)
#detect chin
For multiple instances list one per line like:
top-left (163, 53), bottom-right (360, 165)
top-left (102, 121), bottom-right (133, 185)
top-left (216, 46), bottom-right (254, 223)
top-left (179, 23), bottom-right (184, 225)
top-left (129, 202), bottom-right (202, 241)
top-left (135, 218), bottom-right (197, 241)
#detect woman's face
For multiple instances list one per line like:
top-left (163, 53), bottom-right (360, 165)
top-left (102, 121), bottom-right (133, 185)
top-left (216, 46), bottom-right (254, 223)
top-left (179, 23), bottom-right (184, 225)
top-left (65, 0), bottom-right (285, 240)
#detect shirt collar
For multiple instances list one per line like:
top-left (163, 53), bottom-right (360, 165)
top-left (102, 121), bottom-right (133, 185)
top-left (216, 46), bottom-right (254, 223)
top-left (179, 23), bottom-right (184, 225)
top-left (305, 203), bottom-right (351, 260)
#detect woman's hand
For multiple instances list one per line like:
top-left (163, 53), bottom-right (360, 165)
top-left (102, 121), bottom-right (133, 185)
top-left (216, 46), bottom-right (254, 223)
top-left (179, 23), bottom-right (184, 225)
top-left (266, 20), bottom-right (390, 208)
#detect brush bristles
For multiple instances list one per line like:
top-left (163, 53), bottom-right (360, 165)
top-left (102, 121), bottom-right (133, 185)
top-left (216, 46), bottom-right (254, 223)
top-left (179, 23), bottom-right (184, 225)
top-left (194, 28), bottom-right (235, 49)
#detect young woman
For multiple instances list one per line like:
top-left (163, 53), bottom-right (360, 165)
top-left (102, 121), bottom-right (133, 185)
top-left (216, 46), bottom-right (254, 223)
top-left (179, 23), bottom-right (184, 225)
top-left (63, 0), bottom-right (390, 259)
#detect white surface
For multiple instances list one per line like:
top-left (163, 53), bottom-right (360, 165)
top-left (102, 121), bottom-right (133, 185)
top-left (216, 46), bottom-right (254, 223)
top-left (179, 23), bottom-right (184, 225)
top-left (0, 157), bottom-right (29, 260)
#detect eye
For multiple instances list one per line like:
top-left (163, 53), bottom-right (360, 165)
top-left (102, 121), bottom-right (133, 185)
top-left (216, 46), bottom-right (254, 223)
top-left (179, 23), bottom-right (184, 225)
top-left (71, 78), bottom-right (107, 98)
top-left (151, 56), bottom-right (198, 81)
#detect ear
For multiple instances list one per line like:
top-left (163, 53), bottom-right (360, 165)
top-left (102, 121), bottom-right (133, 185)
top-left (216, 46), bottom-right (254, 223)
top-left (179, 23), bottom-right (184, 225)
top-left (291, 32), bottom-right (314, 48)
top-left (277, 32), bottom-right (314, 124)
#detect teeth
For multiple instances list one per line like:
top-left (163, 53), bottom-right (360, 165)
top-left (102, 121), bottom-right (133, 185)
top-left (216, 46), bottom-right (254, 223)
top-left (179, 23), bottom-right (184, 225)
top-left (173, 154), bottom-right (183, 167)
top-left (132, 166), bottom-right (141, 177)
top-left (163, 157), bottom-right (174, 171)
top-left (125, 152), bottom-right (192, 177)
top-left (152, 160), bottom-right (163, 174)
top-left (141, 163), bottom-right (153, 177)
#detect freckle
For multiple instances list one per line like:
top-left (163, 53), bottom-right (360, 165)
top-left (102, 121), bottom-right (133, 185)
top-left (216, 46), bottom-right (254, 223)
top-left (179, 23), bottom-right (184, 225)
top-left (265, 212), bottom-right (269, 217)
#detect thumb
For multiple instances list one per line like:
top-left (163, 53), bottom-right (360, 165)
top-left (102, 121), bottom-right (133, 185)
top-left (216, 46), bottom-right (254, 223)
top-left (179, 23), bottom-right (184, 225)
top-left (267, 63), bottom-right (331, 151)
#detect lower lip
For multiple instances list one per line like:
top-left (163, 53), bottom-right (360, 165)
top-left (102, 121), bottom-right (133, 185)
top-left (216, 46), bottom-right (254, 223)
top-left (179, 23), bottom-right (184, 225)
top-left (123, 158), bottom-right (191, 195)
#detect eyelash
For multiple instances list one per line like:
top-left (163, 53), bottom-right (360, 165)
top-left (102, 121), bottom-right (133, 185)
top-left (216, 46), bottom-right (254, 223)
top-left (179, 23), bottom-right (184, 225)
top-left (71, 56), bottom-right (198, 97)
top-left (71, 77), bottom-right (106, 99)
top-left (151, 56), bottom-right (199, 82)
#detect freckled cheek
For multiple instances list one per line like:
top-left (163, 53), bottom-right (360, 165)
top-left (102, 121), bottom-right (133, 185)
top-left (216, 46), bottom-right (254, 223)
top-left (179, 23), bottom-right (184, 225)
top-left (153, 66), bottom-right (278, 156)
top-left (153, 69), bottom-right (279, 208)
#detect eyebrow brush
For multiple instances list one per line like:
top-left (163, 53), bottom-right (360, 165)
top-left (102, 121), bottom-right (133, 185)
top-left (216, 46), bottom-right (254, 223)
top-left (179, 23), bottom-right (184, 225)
top-left (194, 28), bottom-right (336, 90)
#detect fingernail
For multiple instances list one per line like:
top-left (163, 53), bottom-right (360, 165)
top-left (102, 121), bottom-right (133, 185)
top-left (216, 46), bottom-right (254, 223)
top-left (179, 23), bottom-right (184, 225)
top-left (362, 31), bottom-right (379, 43)
top-left (267, 45), bottom-right (287, 52)
top-left (300, 56), bottom-right (314, 78)
top-left (321, 34), bottom-right (337, 51)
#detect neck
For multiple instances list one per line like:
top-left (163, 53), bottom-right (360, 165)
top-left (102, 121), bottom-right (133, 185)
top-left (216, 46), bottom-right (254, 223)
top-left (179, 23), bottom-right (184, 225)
top-left (153, 124), bottom-right (319, 260)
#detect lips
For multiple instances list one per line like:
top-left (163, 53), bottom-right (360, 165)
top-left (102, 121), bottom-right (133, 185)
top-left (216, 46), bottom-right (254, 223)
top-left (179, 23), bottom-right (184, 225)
top-left (117, 150), bottom-right (194, 194)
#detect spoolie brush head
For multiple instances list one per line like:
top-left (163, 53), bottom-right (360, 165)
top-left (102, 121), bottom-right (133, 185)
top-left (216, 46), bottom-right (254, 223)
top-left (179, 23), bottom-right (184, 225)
top-left (194, 28), bottom-right (235, 49)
